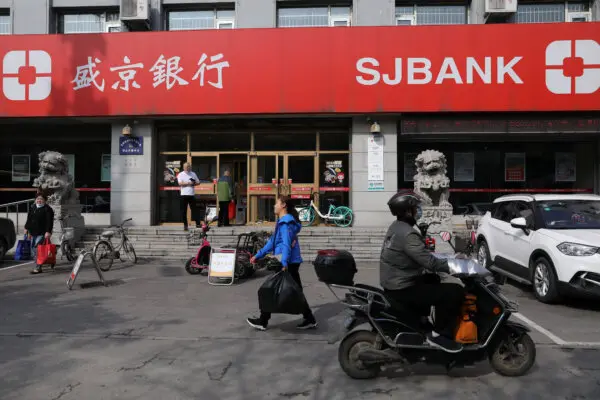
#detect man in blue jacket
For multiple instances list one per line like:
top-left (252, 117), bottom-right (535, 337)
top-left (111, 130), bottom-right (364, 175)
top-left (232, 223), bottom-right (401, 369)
top-left (247, 197), bottom-right (317, 331)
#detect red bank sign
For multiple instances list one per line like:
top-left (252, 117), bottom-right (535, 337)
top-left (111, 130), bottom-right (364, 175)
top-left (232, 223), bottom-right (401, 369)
top-left (1, 23), bottom-right (600, 117)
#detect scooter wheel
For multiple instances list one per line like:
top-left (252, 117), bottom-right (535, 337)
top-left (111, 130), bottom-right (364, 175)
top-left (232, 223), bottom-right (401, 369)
top-left (184, 257), bottom-right (202, 275)
top-left (489, 332), bottom-right (536, 377)
top-left (338, 330), bottom-right (381, 380)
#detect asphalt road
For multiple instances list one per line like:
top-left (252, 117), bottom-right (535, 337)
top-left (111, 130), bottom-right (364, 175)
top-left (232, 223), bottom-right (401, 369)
top-left (1, 259), bottom-right (599, 400)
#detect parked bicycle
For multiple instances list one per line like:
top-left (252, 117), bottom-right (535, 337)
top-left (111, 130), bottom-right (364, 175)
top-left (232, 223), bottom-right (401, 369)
top-left (58, 214), bottom-right (76, 262)
top-left (92, 218), bottom-right (137, 271)
top-left (297, 191), bottom-right (353, 227)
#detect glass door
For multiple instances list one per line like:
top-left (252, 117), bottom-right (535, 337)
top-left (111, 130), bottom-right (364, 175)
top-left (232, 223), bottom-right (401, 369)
top-left (190, 155), bottom-right (218, 225)
top-left (248, 153), bottom-right (280, 224)
top-left (286, 154), bottom-right (317, 201)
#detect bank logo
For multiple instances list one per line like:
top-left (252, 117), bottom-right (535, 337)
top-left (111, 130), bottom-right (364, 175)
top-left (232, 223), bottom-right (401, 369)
top-left (545, 40), bottom-right (600, 95)
top-left (2, 50), bottom-right (52, 101)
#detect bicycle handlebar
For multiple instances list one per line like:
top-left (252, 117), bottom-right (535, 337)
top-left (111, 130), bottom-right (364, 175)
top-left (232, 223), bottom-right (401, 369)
top-left (118, 218), bottom-right (133, 228)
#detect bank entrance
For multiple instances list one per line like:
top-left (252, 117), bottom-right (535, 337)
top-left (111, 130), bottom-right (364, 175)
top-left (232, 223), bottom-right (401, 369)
top-left (157, 119), bottom-right (350, 226)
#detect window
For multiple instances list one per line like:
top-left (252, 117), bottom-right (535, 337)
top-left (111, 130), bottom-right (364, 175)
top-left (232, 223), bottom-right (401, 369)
top-left (167, 9), bottom-right (235, 30)
top-left (59, 11), bottom-right (121, 34)
top-left (510, 1), bottom-right (591, 23)
top-left (0, 10), bottom-right (10, 34)
top-left (278, 6), bottom-right (351, 28)
top-left (395, 5), bottom-right (467, 26)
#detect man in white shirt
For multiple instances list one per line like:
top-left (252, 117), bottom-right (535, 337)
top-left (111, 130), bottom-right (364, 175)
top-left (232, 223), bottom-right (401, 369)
top-left (177, 163), bottom-right (201, 231)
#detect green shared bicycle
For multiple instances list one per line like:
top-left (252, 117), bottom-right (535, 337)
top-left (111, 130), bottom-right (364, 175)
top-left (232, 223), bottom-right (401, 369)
top-left (296, 192), bottom-right (353, 227)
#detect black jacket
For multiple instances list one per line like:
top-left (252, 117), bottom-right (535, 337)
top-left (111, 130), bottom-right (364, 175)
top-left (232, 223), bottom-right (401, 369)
top-left (379, 220), bottom-right (449, 291)
top-left (25, 204), bottom-right (54, 236)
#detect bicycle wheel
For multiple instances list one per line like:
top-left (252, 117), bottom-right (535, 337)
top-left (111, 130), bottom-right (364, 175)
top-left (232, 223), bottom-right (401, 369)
top-left (61, 241), bottom-right (75, 262)
top-left (123, 239), bottom-right (138, 264)
top-left (333, 206), bottom-right (353, 227)
top-left (93, 240), bottom-right (114, 271)
top-left (298, 207), bottom-right (315, 227)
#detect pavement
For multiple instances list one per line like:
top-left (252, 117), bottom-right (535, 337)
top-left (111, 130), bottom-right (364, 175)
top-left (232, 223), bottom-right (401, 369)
top-left (1, 258), bottom-right (600, 400)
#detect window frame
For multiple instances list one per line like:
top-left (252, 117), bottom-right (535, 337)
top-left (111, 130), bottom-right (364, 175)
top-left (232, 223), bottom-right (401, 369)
top-left (57, 10), bottom-right (120, 34)
top-left (395, 3), bottom-right (468, 26)
top-left (512, 1), bottom-right (592, 24)
top-left (0, 9), bottom-right (11, 35)
top-left (166, 7), bottom-right (236, 31)
top-left (277, 5), bottom-right (352, 28)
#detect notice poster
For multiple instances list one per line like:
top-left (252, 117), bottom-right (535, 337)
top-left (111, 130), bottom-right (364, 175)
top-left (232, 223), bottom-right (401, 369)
top-left (555, 152), bottom-right (576, 182)
top-left (367, 134), bottom-right (384, 191)
top-left (454, 152), bottom-right (475, 182)
top-left (322, 160), bottom-right (345, 187)
top-left (403, 153), bottom-right (417, 182)
top-left (164, 160), bottom-right (182, 185)
top-left (505, 153), bottom-right (526, 182)
top-left (12, 155), bottom-right (30, 182)
top-left (101, 154), bottom-right (111, 182)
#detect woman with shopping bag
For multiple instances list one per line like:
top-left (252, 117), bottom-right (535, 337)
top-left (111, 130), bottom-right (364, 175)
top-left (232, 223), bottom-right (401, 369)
top-left (24, 192), bottom-right (54, 274)
top-left (246, 196), bottom-right (317, 331)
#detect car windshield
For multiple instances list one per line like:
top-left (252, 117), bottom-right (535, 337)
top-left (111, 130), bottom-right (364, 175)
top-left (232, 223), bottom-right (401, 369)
top-left (537, 200), bottom-right (600, 229)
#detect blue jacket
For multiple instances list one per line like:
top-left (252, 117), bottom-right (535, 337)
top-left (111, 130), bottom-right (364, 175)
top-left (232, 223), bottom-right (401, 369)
top-left (255, 214), bottom-right (303, 267)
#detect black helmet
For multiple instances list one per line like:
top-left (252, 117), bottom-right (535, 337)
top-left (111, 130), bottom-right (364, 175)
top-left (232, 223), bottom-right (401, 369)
top-left (387, 190), bottom-right (421, 217)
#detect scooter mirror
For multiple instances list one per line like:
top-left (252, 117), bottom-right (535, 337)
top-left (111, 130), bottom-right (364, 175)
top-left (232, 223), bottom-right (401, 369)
top-left (439, 231), bottom-right (452, 242)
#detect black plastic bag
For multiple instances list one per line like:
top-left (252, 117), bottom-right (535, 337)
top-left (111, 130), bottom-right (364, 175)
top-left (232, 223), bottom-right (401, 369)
top-left (258, 271), bottom-right (307, 315)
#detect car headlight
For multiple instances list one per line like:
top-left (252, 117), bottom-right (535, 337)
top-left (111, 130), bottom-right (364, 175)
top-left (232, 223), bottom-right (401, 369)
top-left (556, 242), bottom-right (599, 256)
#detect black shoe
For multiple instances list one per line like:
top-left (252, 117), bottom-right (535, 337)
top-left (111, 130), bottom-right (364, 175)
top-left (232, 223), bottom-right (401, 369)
top-left (296, 319), bottom-right (318, 330)
top-left (183, 227), bottom-right (189, 231)
top-left (426, 332), bottom-right (463, 353)
top-left (247, 318), bottom-right (267, 331)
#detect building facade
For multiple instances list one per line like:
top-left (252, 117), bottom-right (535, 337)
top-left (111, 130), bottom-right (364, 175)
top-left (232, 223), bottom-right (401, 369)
top-left (1, 0), bottom-right (599, 227)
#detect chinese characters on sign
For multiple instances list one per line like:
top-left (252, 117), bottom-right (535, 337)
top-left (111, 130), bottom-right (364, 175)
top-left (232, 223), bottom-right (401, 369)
top-left (367, 134), bottom-right (384, 191)
top-left (505, 153), bottom-right (526, 182)
top-left (71, 53), bottom-right (230, 92)
top-left (119, 136), bottom-right (144, 155)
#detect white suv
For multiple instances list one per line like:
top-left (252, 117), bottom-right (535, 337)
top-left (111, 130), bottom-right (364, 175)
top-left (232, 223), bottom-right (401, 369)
top-left (475, 194), bottom-right (600, 303)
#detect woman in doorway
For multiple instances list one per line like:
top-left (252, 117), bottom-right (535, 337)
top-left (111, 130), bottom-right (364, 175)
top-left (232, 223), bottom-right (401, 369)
top-left (247, 196), bottom-right (317, 331)
top-left (24, 191), bottom-right (54, 274)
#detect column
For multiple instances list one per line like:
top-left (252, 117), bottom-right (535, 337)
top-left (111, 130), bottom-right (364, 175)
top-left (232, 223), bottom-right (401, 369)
top-left (593, 0), bottom-right (600, 21)
top-left (353, 0), bottom-right (395, 26)
top-left (236, 0), bottom-right (276, 28)
top-left (350, 117), bottom-right (398, 227)
top-left (12, 0), bottom-right (50, 34)
top-left (469, 0), bottom-right (486, 24)
top-left (110, 122), bottom-right (156, 226)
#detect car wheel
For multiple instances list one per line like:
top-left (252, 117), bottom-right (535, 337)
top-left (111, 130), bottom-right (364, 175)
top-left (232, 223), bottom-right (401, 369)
top-left (532, 256), bottom-right (561, 304)
top-left (477, 239), bottom-right (492, 269)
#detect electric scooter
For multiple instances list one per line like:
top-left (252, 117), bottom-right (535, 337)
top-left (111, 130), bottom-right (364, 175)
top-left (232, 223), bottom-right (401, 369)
top-left (323, 232), bottom-right (535, 380)
top-left (184, 223), bottom-right (212, 275)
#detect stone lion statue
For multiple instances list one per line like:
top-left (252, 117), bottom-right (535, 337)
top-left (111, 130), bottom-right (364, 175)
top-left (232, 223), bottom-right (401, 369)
top-left (32, 151), bottom-right (79, 204)
top-left (413, 150), bottom-right (451, 208)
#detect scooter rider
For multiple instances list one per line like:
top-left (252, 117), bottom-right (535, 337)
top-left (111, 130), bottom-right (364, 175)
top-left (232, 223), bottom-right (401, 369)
top-left (380, 189), bottom-right (465, 353)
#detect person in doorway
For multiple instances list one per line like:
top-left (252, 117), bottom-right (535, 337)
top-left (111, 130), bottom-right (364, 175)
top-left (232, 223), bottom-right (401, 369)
top-left (177, 163), bottom-right (201, 231)
top-left (247, 196), bottom-right (317, 331)
top-left (217, 169), bottom-right (234, 227)
top-left (24, 192), bottom-right (54, 274)
top-left (380, 189), bottom-right (465, 353)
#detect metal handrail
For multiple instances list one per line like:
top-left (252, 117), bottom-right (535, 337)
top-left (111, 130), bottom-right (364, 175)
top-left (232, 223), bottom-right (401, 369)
top-left (0, 198), bottom-right (35, 230)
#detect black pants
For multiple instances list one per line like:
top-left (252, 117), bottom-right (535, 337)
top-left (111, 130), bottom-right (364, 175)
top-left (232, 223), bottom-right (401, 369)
top-left (260, 263), bottom-right (315, 324)
top-left (218, 201), bottom-right (230, 227)
top-left (181, 195), bottom-right (199, 228)
top-left (385, 278), bottom-right (464, 338)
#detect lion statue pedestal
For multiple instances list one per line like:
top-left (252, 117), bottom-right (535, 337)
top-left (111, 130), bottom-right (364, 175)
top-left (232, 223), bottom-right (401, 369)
top-left (32, 151), bottom-right (85, 245)
top-left (413, 150), bottom-right (453, 234)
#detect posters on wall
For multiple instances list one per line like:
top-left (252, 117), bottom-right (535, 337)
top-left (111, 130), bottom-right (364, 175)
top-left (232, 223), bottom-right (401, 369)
top-left (505, 153), bottom-right (526, 182)
top-left (164, 160), bottom-right (182, 185)
top-left (403, 153), bottom-right (417, 182)
top-left (555, 152), bottom-right (576, 182)
top-left (322, 160), bottom-right (345, 187)
top-left (101, 154), bottom-right (111, 182)
top-left (12, 155), bottom-right (30, 182)
top-left (453, 152), bottom-right (475, 182)
top-left (367, 134), bottom-right (384, 191)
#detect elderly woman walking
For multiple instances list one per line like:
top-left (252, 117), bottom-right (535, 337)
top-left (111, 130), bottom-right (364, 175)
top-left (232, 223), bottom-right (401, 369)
top-left (24, 192), bottom-right (54, 274)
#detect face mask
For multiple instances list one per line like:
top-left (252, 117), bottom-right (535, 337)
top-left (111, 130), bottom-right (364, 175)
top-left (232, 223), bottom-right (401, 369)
top-left (36, 203), bottom-right (44, 208)
top-left (416, 206), bottom-right (423, 220)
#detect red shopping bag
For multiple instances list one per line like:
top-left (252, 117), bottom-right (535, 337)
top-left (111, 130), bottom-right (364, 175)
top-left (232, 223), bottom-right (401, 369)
top-left (228, 200), bottom-right (236, 219)
top-left (37, 239), bottom-right (57, 265)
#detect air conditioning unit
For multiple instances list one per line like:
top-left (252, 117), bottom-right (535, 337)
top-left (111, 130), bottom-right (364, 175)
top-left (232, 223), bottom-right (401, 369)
top-left (120, 0), bottom-right (150, 22)
top-left (485, 0), bottom-right (518, 14)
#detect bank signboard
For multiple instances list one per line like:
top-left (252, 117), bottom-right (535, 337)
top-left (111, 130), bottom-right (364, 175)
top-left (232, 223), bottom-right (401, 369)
top-left (0, 23), bottom-right (599, 117)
